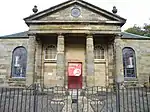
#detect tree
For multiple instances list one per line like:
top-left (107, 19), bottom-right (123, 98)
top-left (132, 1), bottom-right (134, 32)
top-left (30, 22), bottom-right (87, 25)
top-left (125, 24), bottom-right (150, 37)
top-left (143, 24), bottom-right (150, 37)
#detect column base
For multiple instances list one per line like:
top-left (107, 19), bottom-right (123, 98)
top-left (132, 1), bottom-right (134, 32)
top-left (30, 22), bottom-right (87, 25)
top-left (86, 75), bottom-right (95, 87)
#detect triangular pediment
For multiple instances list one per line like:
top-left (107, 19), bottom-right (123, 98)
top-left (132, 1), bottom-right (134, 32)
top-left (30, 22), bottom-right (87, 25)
top-left (39, 4), bottom-right (111, 22)
top-left (24, 0), bottom-right (126, 26)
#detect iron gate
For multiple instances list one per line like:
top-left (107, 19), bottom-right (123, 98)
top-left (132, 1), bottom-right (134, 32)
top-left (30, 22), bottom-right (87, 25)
top-left (0, 86), bottom-right (149, 112)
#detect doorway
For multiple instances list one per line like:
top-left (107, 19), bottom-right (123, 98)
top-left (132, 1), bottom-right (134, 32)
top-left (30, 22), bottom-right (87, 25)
top-left (68, 62), bottom-right (82, 89)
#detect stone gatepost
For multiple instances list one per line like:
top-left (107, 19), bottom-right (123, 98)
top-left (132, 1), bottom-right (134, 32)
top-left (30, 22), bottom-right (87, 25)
top-left (56, 34), bottom-right (65, 86)
top-left (86, 34), bottom-right (95, 87)
top-left (26, 33), bottom-right (36, 86)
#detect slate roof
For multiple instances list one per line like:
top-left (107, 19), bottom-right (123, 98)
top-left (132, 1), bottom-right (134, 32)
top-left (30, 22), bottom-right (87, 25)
top-left (121, 32), bottom-right (150, 39)
top-left (0, 31), bottom-right (28, 38)
top-left (1, 31), bottom-right (150, 39)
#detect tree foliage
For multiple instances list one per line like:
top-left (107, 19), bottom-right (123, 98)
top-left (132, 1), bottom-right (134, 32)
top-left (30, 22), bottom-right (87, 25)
top-left (125, 24), bottom-right (150, 37)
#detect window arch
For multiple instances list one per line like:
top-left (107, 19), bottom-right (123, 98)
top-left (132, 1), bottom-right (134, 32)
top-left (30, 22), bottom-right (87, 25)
top-left (45, 45), bottom-right (57, 60)
top-left (123, 47), bottom-right (136, 78)
top-left (11, 46), bottom-right (27, 77)
top-left (94, 45), bottom-right (105, 59)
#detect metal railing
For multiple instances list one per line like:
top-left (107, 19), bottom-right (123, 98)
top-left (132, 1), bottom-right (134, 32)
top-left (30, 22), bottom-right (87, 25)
top-left (0, 85), bottom-right (149, 112)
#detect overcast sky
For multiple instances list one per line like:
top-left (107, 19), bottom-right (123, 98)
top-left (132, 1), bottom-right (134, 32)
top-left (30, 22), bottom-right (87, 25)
top-left (0, 0), bottom-right (149, 36)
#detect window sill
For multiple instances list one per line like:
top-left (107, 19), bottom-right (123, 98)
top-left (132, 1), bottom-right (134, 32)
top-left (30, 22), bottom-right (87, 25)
top-left (94, 59), bottom-right (106, 63)
top-left (44, 59), bottom-right (57, 63)
top-left (124, 77), bottom-right (138, 81)
top-left (9, 77), bottom-right (26, 81)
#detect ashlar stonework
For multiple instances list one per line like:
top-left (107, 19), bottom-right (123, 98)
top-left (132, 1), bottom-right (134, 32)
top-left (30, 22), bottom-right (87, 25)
top-left (0, 0), bottom-right (149, 88)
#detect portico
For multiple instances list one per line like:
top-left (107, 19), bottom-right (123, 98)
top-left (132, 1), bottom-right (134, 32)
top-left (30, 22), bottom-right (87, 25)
top-left (24, 0), bottom-right (126, 88)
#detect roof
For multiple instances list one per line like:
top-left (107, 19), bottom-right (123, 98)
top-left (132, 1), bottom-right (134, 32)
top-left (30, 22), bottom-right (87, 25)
top-left (0, 31), bottom-right (28, 38)
top-left (24, 0), bottom-right (126, 26)
top-left (121, 32), bottom-right (150, 39)
top-left (1, 31), bottom-right (150, 39)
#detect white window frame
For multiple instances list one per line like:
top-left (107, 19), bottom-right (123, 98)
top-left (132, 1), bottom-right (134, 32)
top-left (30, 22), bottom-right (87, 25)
top-left (44, 45), bottom-right (57, 61)
top-left (123, 47), bottom-right (137, 78)
top-left (94, 45), bottom-right (105, 60)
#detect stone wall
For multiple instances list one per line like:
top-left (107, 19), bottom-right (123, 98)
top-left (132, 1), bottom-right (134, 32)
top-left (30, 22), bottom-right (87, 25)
top-left (94, 37), bottom-right (112, 87)
top-left (3, 36), bottom-right (150, 88)
top-left (40, 5), bottom-right (109, 22)
top-left (29, 5), bottom-right (121, 34)
top-left (41, 37), bottom-right (57, 87)
top-left (65, 37), bottom-right (86, 88)
top-left (0, 38), bottom-right (28, 87)
top-left (115, 38), bottom-right (150, 85)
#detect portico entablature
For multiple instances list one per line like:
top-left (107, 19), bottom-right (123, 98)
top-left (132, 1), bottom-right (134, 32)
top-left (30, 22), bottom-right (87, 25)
top-left (29, 24), bottom-right (121, 34)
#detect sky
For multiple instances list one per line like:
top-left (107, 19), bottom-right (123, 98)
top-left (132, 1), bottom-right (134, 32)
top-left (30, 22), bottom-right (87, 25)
top-left (0, 0), bottom-right (150, 36)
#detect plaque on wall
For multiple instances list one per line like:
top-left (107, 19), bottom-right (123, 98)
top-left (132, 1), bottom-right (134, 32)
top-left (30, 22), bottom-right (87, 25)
top-left (68, 62), bottom-right (82, 76)
top-left (71, 7), bottom-right (81, 17)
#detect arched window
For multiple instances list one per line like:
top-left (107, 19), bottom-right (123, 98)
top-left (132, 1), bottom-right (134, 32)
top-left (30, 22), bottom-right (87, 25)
top-left (123, 47), bottom-right (136, 78)
top-left (45, 45), bottom-right (57, 60)
top-left (11, 47), bottom-right (27, 77)
top-left (94, 45), bottom-right (105, 59)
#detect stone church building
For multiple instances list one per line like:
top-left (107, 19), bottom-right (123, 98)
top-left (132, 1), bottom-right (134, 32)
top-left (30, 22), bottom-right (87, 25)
top-left (0, 0), bottom-right (150, 88)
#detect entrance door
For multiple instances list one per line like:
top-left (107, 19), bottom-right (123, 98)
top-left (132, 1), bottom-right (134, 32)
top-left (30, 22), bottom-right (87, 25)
top-left (68, 62), bottom-right (82, 89)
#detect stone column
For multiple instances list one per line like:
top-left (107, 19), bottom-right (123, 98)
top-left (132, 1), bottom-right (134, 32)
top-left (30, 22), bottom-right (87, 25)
top-left (108, 41), bottom-right (115, 86)
top-left (114, 35), bottom-right (124, 82)
top-left (86, 34), bottom-right (95, 87)
top-left (26, 33), bottom-right (36, 86)
top-left (35, 38), bottom-right (42, 84)
top-left (56, 34), bottom-right (65, 86)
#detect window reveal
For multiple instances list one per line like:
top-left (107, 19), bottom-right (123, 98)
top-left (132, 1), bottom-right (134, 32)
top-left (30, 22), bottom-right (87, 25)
top-left (45, 45), bottom-right (57, 60)
top-left (11, 47), bottom-right (27, 77)
top-left (123, 47), bottom-right (136, 78)
top-left (94, 45), bottom-right (105, 59)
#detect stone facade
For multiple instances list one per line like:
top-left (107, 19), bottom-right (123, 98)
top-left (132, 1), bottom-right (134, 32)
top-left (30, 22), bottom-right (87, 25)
top-left (0, 38), bottom-right (28, 87)
top-left (26, 34), bottom-right (36, 86)
top-left (115, 38), bottom-right (150, 85)
top-left (40, 4), bottom-right (109, 22)
top-left (0, 0), bottom-right (149, 88)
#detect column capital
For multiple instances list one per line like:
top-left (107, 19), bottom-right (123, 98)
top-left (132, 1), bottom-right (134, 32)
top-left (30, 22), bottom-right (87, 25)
top-left (28, 32), bottom-right (37, 37)
top-left (57, 33), bottom-right (64, 38)
top-left (114, 33), bottom-right (122, 39)
top-left (86, 34), bottom-right (93, 38)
